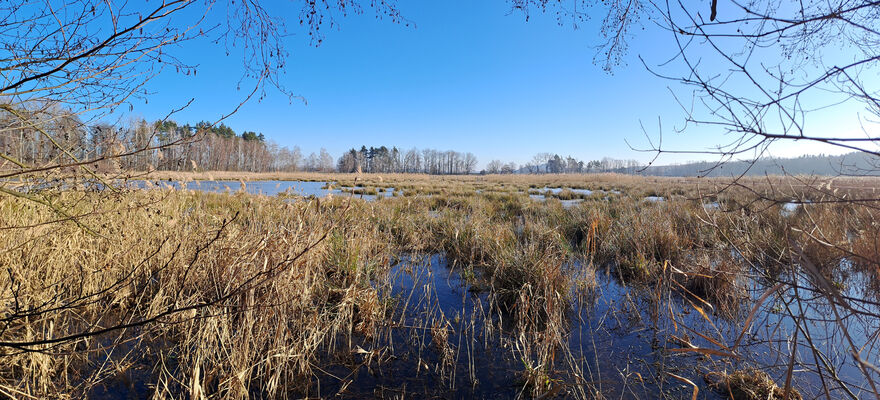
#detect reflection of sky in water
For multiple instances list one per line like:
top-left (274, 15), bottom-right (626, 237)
top-left (534, 186), bottom-right (594, 195)
top-left (83, 182), bottom-right (875, 398)
top-left (321, 254), bottom-right (879, 399)
top-left (528, 194), bottom-right (583, 208)
top-left (130, 180), bottom-right (396, 200)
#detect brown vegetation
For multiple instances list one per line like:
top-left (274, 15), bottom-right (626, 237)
top-left (707, 369), bottom-right (802, 400)
top-left (2, 173), bottom-right (880, 398)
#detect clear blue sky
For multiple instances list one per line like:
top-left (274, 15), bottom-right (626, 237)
top-left (130, 0), bottom-right (864, 168)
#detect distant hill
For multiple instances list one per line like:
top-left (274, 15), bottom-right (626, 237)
top-left (637, 152), bottom-right (880, 177)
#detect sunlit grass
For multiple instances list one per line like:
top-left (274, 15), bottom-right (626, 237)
top-left (2, 173), bottom-right (880, 398)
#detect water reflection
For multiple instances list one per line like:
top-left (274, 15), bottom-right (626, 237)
top-left (129, 180), bottom-right (396, 200)
top-left (309, 255), bottom-right (879, 399)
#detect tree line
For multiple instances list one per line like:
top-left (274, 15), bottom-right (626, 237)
top-left (151, 120), bottom-right (339, 172)
top-left (0, 111), bottom-right (646, 176)
top-left (509, 153), bottom-right (643, 174)
top-left (337, 146), bottom-right (478, 175)
top-left (2, 111), bottom-right (862, 177)
top-left (0, 113), bottom-right (339, 173)
top-left (1, 112), bottom-right (481, 175)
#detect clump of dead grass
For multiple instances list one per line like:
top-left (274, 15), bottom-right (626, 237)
top-left (707, 369), bottom-right (802, 400)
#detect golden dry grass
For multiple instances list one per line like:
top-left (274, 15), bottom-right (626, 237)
top-left (708, 369), bottom-right (802, 400)
top-left (1, 173), bottom-right (878, 398)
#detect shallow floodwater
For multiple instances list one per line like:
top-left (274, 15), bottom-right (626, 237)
top-left (130, 180), bottom-right (396, 200)
top-left (529, 194), bottom-right (584, 208)
top-left (781, 201), bottom-right (807, 216)
top-left (308, 255), bottom-right (880, 399)
top-left (536, 187), bottom-right (594, 196)
top-left (309, 256), bottom-right (721, 398)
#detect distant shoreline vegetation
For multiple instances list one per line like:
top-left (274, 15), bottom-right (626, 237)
top-left (635, 152), bottom-right (880, 177)
top-left (2, 113), bottom-right (873, 177)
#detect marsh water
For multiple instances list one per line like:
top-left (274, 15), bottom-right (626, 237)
top-left (85, 180), bottom-right (880, 398)
top-left (305, 254), bottom-right (879, 399)
top-left (128, 180), bottom-right (396, 200)
top-left (129, 180), bottom-right (606, 207)
top-left (75, 252), bottom-right (880, 398)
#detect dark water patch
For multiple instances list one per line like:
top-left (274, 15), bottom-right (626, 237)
top-left (306, 255), bottom-right (880, 399)
top-left (307, 257), bottom-right (713, 398)
top-left (309, 255), bottom-right (526, 398)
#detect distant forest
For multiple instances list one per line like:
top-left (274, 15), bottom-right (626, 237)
top-left (522, 152), bottom-right (880, 177)
top-left (0, 116), bottom-right (336, 173)
top-left (337, 146), bottom-right (478, 174)
top-left (2, 113), bottom-right (875, 177)
top-left (636, 153), bottom-right (880, 177)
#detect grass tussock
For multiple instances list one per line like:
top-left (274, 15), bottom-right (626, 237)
top-left (708, 369), bottom-right (802, 400)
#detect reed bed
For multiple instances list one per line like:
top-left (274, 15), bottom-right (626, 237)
top-left (2, 174), bottom-right (880, 398)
